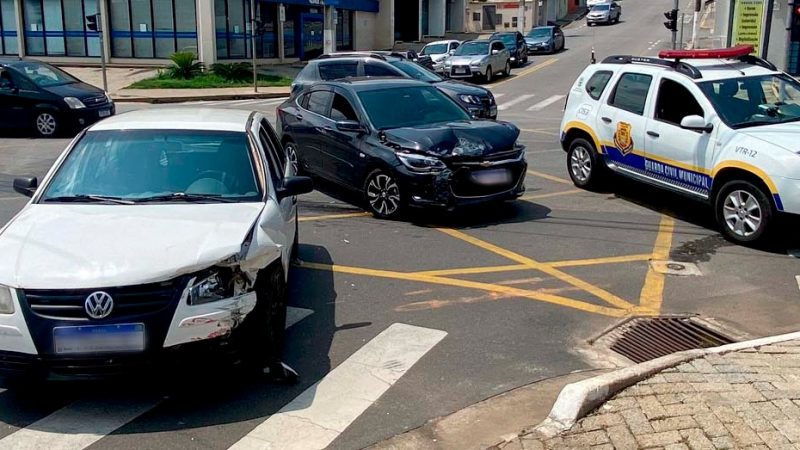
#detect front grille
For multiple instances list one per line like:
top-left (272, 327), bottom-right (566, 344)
top-left (21, 279), bottom-right (182, 321)
top-left (82, 95), bottom-right (108, 107)
top-left (451, 65), bottom-right (471, 76)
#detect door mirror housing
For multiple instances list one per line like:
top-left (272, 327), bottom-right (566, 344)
top-left (13, 177), bottom-right (38, 197)
top-left (491, 49), bottom-right (500, 55)
top-left (276, 176), bottom-right (313, 201)
top-left (448, 49), bottom-right (456, 55)
top-left (680, 115), bottom-right (713, 133)
top-left (336, 120), bottom-right (366, 134)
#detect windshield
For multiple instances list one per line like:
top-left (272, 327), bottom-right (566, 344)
top-left (390, 60), bottom-right (442, 82)
top-left (591, 5), bottom-right (610, 11)
top-left (421, 44), bottom-right (448, 55)
top-left (454, 42), bottom-right (489, 56)
top-left (496, 34), bottom-right (516, 46)
top-left (527, 28), bottom-right (551, 38)
top-left (358, 86), bottom-right (470, 130)
top-left (41, 130), bottom-right (262, 203)
top-left (699, 74), bottom-right (800, 129)
top-left (11, 61), bottom-right (78, 87)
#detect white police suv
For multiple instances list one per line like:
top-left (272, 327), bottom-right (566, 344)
top-left (560, 45), bottom-right (800, 243)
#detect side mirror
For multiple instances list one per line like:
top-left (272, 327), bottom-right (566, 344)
top-left (491, 49), bottom-right (500, 55)
top-left (336, 120), bottom-right (366, 134)
top-left (680, 115), bottom-right (713, 133)
top-left (449, 49), bottom-right (456, 55)
top-left (276, 176), bottom-right (313, 201)
top-left (13, 177), bottom-right (38, 197)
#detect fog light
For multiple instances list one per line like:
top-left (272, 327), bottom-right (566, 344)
top-left (0, 286), bottom-right (14, 314)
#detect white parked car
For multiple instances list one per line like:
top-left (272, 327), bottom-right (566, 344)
top-left (420, 39), bottom-right (461, 73)
top-left (0, 108), bottom-right (312, 378)
top-left (560, 46), bottom-right (800, 243)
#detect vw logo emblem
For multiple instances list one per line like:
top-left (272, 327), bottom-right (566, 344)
top-left (84, 291), bottom-right (114, 319)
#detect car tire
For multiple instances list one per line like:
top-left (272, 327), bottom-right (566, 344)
top-left (238, 262), bottom-right (288, 368)
top-left (34, 111), bottom-right (59, 138)
top-left (714, 180), bottom-right (773, 244)
top-left (364, 169), bottom-right (404, 219)
top-left (485, 66), bottom-right (493, 83)
top-left (504, 60), bottom-right (512, 76)
top-left (284, 140), bottom-right (303, 175)
top-left (291, 209), bottom-right (299, 263)
top-left (567, 138), bottom-right (605, 190)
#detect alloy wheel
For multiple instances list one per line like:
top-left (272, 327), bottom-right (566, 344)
top-left (286, 143), bottom-right (300, 174)
top-left (485, 66), bottom-right (493, 83)
top-left (570, 145), bottom-right (592, 183)
top-left (722, 190), bottom-right (763, 238)
top-left (366, 173), bottom-right (401, 217)
top-left (36, 113), bottom-right (57, 136)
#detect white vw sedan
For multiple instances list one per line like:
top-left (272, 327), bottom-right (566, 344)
top-left (0, 108), bottom-right (312, 378)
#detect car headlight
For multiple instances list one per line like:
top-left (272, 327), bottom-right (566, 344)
top-left (188, 269), bottom-right (247, 305)
top-left (0, 285), bottom-right (14, 314)
top-left (63, 97), bottom-right (86, 109)
top-left (397, 152), bottom-right (447, 173)
top-left (452, 137), bottom-right (487, 156)
top-left (459, 94), bottom-right (482, 105)
top-left (470, 59), bottom-right (484, 67)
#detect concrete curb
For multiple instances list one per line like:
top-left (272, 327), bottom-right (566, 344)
top-left (111, 92), bottom-right (289, 104)
top-left (526, 330), bottom-right (800, 440)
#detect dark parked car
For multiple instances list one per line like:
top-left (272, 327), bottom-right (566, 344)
top-left (489, 31), bottom-right (528, 67)
top-left (0, 58), bottom-right (114, 137)
top-left (292, 53), bottom-right (497, 119)
top-left (381, 49), bottom-right (434, 71)
top-left (525, 26), bottom-right (565, 54)
top-left (276, 79), bottom-right (526, 218)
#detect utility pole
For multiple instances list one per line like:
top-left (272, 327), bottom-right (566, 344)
top-left (86, 13), bottom-right (107, 93)
top-left (762, 0), bottom-right (775, 59)
top-left (519, 0), bottom-right (526, 32)
top-left (250, 0), bottom-right (258, 93)
top-left (679, 12), bottom-right (685, 48)
top-left (691, 0), bottom-right (700, 49)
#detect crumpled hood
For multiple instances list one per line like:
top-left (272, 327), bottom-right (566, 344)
top-left (448, 55), bottom-right (486, 66)
top-left (382, 121), bottom-right (520, 158)
top-left (0, 203), bottom-right (265, 289)
top-left (739, 122), bottom-right (800, 153)
top-left (44, 82), bottom-right (105, 100)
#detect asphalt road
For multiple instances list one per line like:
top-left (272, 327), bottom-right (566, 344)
top-left (2, 1), bottom-right (800, 449)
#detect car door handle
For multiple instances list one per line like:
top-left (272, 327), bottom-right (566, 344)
top-left (601, 117), bottom-right (612, 124)
top-left (295, 114), bottom-right (304, 121)
top-left (647, 131), bottom-right (660, 138)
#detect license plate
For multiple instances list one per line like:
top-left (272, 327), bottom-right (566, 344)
top-left (472, 168), bottom-right (513, 186)
top-left (98, 109), bottom-right (111, 118)
top-left (455, 68), bottom-right (467, 74)
top-left (53, 323), bottom-right (145, 354)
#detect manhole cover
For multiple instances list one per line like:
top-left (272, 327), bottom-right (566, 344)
top-left (597, 317), bottom-right (736, 363)
top-left (649, 260), bottom-right (702, 276)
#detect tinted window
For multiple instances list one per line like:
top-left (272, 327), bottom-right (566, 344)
top-left (591, 4), bottom-right (610, 10)
top-left (259, 124), bottom-right (284, 185)
top-left (421, 43), bottom-right (447, 55)
top-left (10, 61), bottom-right (77, 87)
top-left (454, 42), bottom-right (489, 56)
top-left (295, 64), bottom-right (317, 82)
top-left (390, 60), bottom-right (441, 82)
top-left (307, 91), bottom-right (333, 115)
top-left (318, 62), bottom-right (358, 80)
top-left (699, 74), bottom-right (800, 128)
top-left (586, 70), bottom-right (613, 100)
top-left (329, 93), bottom-right (358, 121)
top-left (358, 86), bottom-right (470, 130)
top-left (610, 73), bottom-right (652, 115)
top-left (655, 79), bottom-right (704, 126)
top-left (364, 63), bottom-right (399, 77)
top-left (42, 130), bottom-right (260, 201)
top-left (527, 28), bottom-right (551, 38)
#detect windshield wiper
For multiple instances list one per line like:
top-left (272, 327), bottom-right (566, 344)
top-left (133, 192), bottom-right (238, 203)
top-left (42, 194), bottom-right (134, 205)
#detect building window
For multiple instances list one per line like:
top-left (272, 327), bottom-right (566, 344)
top-left (215, 0), bottom-right (276, 59)
top-left (512, 17), bottom-right (517, 27)
top-left (22, 0), bottom-right (99, 57)
top-left (110, 0), bottom-right (197, 58)
top-left (472, 12), bottom-right (480, 21)
top-left (336, 9), bottom-right (353, 51)
top-left (0, 0), bottom-right (18, 55)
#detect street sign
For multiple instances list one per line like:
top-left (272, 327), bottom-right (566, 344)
top-left (730, 0), bottom-right (766, 55)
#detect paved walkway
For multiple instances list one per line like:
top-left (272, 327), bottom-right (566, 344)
top-left (502, 339), bottom-right (800, 449)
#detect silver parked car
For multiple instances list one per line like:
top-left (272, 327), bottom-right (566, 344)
top-left (444, 39), bottom-right (511, 83)
top-left (586, 1), bottom-right (621, 25)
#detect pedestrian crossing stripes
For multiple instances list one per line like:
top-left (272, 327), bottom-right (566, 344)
top-left (526, 95), bottom-right (566, 111)
top-left (229, 323), bottom-right (447, 450)
top-left (493, 94), bottom-right (565, 113)
top-left (497, 94), bottom-right (535, 111)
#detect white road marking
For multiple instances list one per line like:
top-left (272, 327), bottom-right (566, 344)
top-left (795, 275), bottom-right (800, 291)
top-left (228, 323), bottom-right (447, 450)
top-left (0, 396), bottom-right (160, 450)
top-left (285, 306), bottom-right (313, 328)
top-left (497, 94), bottom-right (535, 111)
top-left (526, 95), bottom-right (565, 111)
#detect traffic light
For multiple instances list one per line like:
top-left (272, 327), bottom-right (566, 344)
top-left (86, 14), bottom-right (99, 32)
top-left (663, 9), bottom-right (678, 32)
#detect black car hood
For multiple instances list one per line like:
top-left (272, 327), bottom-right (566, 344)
top-left (434, 80), bottom-right (490, 96)
top-left (382, 121), bottom-right (520, 158)
top-left (44, 82), bottom-right (104, 100)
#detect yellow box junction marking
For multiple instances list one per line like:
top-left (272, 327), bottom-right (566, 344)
top-left (299, 212), bottom-right (371, 222)
top-left (491, 58), bottom-right (559, 88)
top-left (639, 215), bottom-right (676, 315)
top-left (526, 169), bottom-right (573, 185)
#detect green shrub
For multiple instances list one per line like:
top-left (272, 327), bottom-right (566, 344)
top-left (211, 62), bottom-right (254, 81)
top-left (167, 52), bottom-right (203, 79)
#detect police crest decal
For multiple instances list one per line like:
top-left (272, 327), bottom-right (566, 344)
top-left (613, 122), bottom-right (634, 155)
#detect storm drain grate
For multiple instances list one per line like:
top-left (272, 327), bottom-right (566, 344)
top-left (601, 317), bottom-right (736, 363)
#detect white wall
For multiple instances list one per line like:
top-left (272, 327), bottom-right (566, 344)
top-left (354, 11), bottom-right (378, 49)
top-left (428, 0), bottom-right (445, 36)
top-left (449, 0), bottom-right (465, 32)
top-left (376, 0), bottom-right (394, 47)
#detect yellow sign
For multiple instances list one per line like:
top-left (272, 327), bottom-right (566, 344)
top-left (731, 0), bottom-right (765, 55)
top-left (614, 122), bottom-right (634, 155)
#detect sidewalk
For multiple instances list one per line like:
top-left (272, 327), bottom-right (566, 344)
top-left (501, 338), bottom-right (800, 449)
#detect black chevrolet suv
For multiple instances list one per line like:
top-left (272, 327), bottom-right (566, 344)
top-left (292, 53), bottom-right (497, 119)
top-left (277, 79), bottom-right (526, 219)
top-left (0, 58), bottom-right (114, 137)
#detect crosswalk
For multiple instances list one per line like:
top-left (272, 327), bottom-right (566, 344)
top-left (493, 93), bottom-right (566, 114)
top-left (0, 309), bottom-right (447, 450)
top-left (183, 97), bottom-right (289, 108)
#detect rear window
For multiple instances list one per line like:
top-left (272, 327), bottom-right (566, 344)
top-left (586, 70), bottom-right (613, 100)
top-left (318, 62), bottom-right (358, 80)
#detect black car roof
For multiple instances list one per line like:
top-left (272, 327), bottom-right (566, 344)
top-left (318, 78), bottom-right (430, 92)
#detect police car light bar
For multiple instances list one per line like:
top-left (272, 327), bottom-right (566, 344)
top-left (658, 45), bottom-right (754, 60)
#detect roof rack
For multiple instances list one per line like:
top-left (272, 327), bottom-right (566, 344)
top-left (601, 55), bottom-right (703, 79)
top-left (317, 52), bottom-right (387, 61)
